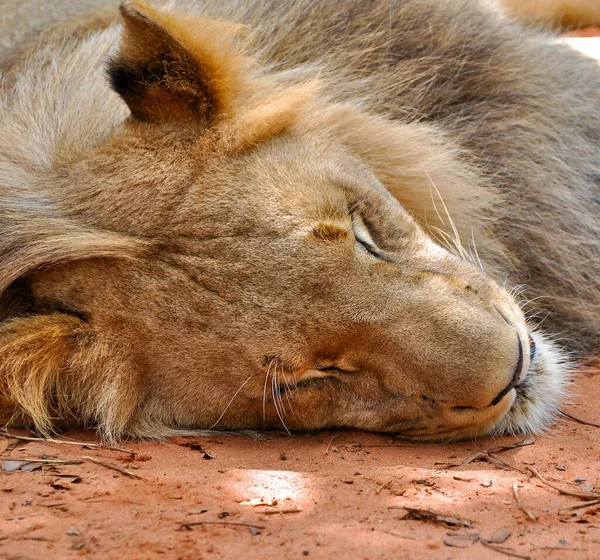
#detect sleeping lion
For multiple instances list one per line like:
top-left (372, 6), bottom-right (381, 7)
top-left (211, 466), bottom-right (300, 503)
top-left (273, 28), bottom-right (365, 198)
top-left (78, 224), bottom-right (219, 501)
top-left (0, 0), bottom-right (598, 442)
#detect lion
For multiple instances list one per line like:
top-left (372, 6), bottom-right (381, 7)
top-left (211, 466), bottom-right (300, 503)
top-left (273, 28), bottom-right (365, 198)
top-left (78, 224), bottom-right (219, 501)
top-left (0, 0), bottom-right (598, 442)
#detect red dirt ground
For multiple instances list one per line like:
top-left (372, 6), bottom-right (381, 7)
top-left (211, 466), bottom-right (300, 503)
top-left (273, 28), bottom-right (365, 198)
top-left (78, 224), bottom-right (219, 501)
top-left (1, 33), bottom-right (600, 560)
top-left (1, 368), bottom-right (599, 560)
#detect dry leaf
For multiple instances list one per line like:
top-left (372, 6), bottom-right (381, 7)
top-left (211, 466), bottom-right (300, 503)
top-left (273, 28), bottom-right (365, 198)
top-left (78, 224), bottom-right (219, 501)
top-left (51, 476), bottom-right (81, 490)
top-left (2, 460), bottom-right (27, 472)
top-left (2, 460), bottom-right (45, 473)
top-left (401, 507), bottom-right (472, 528)
top-left (486, 527), bottom-right (512, 544)
top-left (21, 462), bottom-right (46, 472)
top-left (170, 437), bottom-right (214, 459)
top-left (444, 536), bottom-right (473, 548)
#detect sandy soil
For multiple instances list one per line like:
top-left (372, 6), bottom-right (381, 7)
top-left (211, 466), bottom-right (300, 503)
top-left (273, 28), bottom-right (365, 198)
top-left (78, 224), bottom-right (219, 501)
top-left (0, 366), bottom-right (598, 560)
top-left (1, 31), bottom-right (600, 560)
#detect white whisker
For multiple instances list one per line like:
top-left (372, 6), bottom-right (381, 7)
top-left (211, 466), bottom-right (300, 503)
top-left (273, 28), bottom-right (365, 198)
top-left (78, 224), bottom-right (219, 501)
top-left (209, 373), bottom-right (256, 430)
top-left (271, 362), bottom-right (290, 434)
top-left (262, 360), bottom-right (273, 423)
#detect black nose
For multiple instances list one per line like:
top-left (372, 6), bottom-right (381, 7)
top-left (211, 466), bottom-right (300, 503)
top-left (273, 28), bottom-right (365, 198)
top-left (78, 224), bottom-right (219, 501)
top-left (529, 335), bottom-right (536, 362)
top-left (489, 335), bottom-right (523, 407)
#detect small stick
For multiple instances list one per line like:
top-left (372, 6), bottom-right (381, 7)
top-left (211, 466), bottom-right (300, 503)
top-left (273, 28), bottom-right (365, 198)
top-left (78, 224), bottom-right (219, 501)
top-left (480, 540), bottom-right (531, 560)
top-left (537, 546), bottom-right (588, 551)
top-left (528, 467), bottom-right (600, 499)
top-left (1, 431), bottom-right (136, 456)
top-left (379, 529), bottom-right (417, 540)
top-left (83, 456), bottom-right (141, 479)
top-left (180, 521), bottom-right (265, 530)
top-left (356, 444), bottom-right (415, 448)
top-left (559, 499), bottom-right (600, 512)
top-left (2, 457), bottom-right (83, 465)
top-left (325, 430), bottom-right (345, 454)
top-left (375, 478), bottom-right (394, 495)
top-left (0, 522), bottom-right (45, 542)
top-left (561, 411), bottom-right (600, 429)
top-left (262, 509), bottom-right (302, 515)
top-left (512, 482), bottom-right (537, 521)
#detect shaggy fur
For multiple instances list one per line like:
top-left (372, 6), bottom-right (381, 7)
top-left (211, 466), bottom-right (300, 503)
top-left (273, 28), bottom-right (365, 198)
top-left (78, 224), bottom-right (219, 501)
top-left (0, 0), bottom-right (598, 441)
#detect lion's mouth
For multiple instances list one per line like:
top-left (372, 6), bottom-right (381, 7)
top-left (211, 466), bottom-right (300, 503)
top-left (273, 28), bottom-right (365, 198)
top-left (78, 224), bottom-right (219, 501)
top-left (401, 333), bottom-right (566, 441)
top-left (489, 333), bottom-right (536, 407)
top-left (489, 332), bottom-right (570, 437)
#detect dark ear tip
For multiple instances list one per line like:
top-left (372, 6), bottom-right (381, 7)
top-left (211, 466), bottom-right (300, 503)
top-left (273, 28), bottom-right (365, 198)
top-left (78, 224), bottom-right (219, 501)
top-left (119, 0), bottom-right (149, 21)
top-left (119, 1), bottom-right (134, 17)
top-left (106, 60), bottom-right (139, 97)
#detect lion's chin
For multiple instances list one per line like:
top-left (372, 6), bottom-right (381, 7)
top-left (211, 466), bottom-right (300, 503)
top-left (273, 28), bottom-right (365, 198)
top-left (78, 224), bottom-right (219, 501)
top-left (486, 332), bottom-right (572, 438)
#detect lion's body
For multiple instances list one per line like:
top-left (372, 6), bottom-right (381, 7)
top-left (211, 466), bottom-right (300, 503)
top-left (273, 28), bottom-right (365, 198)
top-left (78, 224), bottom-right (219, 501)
top-left (0, 0), bottom-right (597, 440)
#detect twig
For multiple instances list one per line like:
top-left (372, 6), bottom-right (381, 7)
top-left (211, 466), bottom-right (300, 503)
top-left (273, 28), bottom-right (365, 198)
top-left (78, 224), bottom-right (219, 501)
top-left (83, 456), bottom-right (141, 479)
top-left (561, 411), bottom-right (600, 429)
top-left (480, 540), bottom-right (531, 560)
top-left (262, 509), bottom-right (302, 515)
top-left (528, 467), bottom-right (600, 499)
top-left (1, 431), bottom-right (136, 456)
top-left (559, 499), bottom-right (600, 512)
top-left (2, 457), bottom-right (83, 465)
top-left (356, 444), bottom-right (415, 448)
top-left (379, 529), bottom-right (417, 540)
top-left (375, 478), bottom-right (394, 495)
top-left (440, 437), bottom-right (535, 470)
top-left (512, 482), bottom-right (537, 521)
top-left (0, 522), bottom-right (45, 542)
top-left (179, 521), bottom-right (265, 530)
top-left (486, 454), bottom-right (530, 475)
top-left (325, 430), bottom-right (345, 454)
top-left (537, 546), bottom-right (588, 551)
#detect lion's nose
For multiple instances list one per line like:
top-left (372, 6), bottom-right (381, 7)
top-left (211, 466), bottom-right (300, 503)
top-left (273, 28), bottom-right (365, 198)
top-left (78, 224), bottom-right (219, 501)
top-left (489, 336), bottom-right (523, 407)
top-left (443, 329), bottom-right (524, 412)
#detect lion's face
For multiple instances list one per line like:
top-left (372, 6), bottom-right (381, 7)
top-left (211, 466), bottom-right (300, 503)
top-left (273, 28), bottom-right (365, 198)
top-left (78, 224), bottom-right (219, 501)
top-left (31, 119), bottom-right (564, 441)
top-left (0, 0), bottom-right (567, 440)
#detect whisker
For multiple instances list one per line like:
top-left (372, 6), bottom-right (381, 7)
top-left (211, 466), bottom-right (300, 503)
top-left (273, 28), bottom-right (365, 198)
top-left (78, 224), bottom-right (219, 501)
top-left (271, 363), bottom-right (290, 434)
top-left (424, 168), bottom-right (468, 261)
top-left (273, 362), bottom-right (287, 417)
top-left (470, 227), bottom-right (485, 271)
top-left (279, 362), bottom-right (298, 421)
top-left (209, 373), bottom-right (256, 430)
top-left (262, 360), bottom-right (273, 423)
top-left (517, 294), bottom-right (551, 307)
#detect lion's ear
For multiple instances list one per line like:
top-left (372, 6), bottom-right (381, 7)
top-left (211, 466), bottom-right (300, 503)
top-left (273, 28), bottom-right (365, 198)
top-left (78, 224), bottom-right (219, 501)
top-left (108, 0), bottom-right (249, 124)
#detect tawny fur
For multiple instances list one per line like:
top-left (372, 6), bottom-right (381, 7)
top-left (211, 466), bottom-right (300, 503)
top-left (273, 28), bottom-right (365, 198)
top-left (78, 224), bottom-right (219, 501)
top-left (499, 0), bottom-right (600, 28)
top-left (0, 0), bottom-right (598, 441)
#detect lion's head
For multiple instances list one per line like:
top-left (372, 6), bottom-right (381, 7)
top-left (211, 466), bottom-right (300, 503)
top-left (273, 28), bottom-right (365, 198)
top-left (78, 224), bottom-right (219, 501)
top-left (0, 1), bottom-right (568, 441)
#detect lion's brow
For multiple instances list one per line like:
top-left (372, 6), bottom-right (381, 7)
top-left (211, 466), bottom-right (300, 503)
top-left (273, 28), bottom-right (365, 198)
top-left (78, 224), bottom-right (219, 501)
top-left (311, 224), bottom-right (350, 242)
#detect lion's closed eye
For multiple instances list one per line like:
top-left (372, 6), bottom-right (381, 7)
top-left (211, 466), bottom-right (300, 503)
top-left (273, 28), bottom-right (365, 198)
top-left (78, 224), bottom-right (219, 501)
top-left (351, 213), bottom-right (388, 261)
